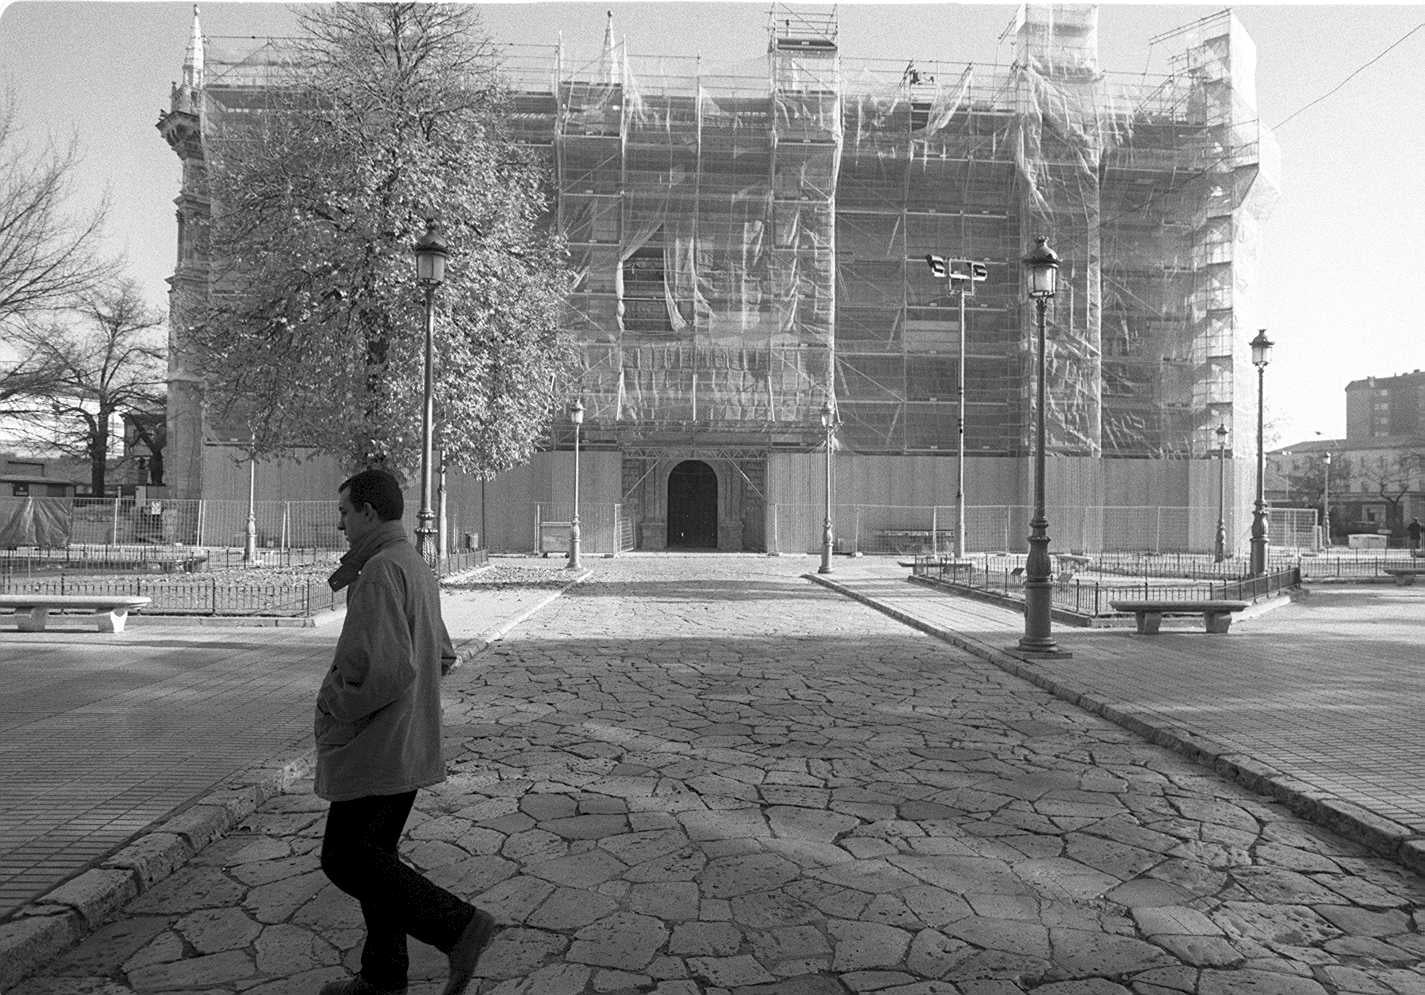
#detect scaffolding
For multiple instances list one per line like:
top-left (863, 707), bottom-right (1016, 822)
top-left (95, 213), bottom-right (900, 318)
top-left (191, 4), bottom-right (1276, 461)
top-left (500, 4), bottom-right (1275, 459)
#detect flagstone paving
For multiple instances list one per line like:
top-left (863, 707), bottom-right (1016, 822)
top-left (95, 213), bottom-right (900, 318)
top-left (12, 555), bottom-right (1425, 994)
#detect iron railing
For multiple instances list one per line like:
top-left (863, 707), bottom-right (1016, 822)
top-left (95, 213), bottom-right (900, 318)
top-left (911, 555), bottom-right (1301, 617)
top-left (0, 550), bottom-right (488, 617)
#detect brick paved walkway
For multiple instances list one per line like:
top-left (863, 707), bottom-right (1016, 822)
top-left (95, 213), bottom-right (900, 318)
top-left (9, 554), bottom-right (1424, 994)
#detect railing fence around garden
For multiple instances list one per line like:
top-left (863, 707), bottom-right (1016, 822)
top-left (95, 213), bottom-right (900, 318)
top-left (0, 549), bottom-right (489, 616)
top-left (910, 554), bottom-right (1303, 616)
top-left (766, 504), bottom-right (1321, 558)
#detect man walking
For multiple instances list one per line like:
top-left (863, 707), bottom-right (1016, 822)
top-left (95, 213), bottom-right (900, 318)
top-left (316, 468), bottom-right (496, 995)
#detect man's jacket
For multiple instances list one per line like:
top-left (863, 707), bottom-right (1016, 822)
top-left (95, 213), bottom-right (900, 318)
top-left (314, 521), bottom-right (455, 801)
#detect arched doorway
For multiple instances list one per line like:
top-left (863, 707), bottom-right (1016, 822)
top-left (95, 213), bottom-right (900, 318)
top-left (667, 460), bottom-right (718, 548)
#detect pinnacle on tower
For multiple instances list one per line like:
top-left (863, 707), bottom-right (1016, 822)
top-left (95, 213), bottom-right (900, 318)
top-left (601, 10), bottom-right (619, 85)
top-left (183, 4), bottom-right (205, 90)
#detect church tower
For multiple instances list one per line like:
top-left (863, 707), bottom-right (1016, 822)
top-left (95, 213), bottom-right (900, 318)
top-left (155, 5), bottom-right (210, 500)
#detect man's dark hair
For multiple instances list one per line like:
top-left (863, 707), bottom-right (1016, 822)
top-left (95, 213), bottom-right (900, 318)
top-left (340, 468), bottom-right (405, 522)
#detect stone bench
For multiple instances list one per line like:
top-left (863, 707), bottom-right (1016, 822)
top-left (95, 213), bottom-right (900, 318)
top-left (1381, 566), bottom-right (1425, 586)
top-left (0, 594), bottom-right (152, 633)
top-left (1110, 599), bottom-right (1249, 635)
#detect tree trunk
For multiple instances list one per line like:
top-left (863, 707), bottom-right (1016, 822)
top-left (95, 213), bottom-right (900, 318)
top-left (90, 424), bottom-right (108, 496)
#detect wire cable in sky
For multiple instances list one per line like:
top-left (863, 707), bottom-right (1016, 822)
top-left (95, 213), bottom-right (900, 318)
top-left (1272, 22), bottom-right (1425, 130)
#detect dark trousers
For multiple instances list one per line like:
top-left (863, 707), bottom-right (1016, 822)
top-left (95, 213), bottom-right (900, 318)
top-left (321, 791), bottom-right (476, 990)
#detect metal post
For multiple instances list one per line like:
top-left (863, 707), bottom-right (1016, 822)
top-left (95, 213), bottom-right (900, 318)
top-left (1320, 458), bottom-right (1328, 549)
top-left (244, 441), bottom-right (258, 565)
top-left (437, 452), bottom-right (448, 561)
top-left (416, 283), bottom-right (438, 567)
top-left (568, 420), bottom-right (583, 569)
top-left (819, 412), bottom-right (834, 574)
top-left (1214, 428), bottom-right (1227, 563)
top-left (956, 288), bottom-right (967, 559)
top-left (1250, 356), bottom-right (1269, 577)
top-left (1018, 295), bottom-right (1060, 655)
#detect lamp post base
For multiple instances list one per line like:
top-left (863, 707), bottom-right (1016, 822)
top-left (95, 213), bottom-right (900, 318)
top-left (415, 519), bottom-right (438, 570)
top-left (1007, 644), bottom-right (1074, 660)
top-left (567, 521), bottom-right (583, 570)
top-left (1249, 504), bottom-right (1268, 577)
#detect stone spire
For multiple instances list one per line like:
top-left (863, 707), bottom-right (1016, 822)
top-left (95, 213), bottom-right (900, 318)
top-left (183, 4), bottom-right (204, 90)
top-left (601, 9), bottom-right (619, 85)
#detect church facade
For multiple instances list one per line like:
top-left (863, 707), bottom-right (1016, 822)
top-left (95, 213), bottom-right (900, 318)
top-left (159, 5), bottom-right (1277, 555)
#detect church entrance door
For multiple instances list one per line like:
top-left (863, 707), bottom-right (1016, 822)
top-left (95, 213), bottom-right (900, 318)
top-left (667, 461), bottom-right (718, 549)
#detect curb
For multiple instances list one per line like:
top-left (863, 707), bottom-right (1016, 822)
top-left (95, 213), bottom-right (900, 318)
top-left (0, 754), bottom-right (311, 992)
top-left (447, 569), bottom-right (589, 672)
top-left (0, 570), bottom-right (587, 991)
top-left (808, 572), bottom-right (1425, 879)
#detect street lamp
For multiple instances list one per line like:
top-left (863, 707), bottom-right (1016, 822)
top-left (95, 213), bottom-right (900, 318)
top-left (1321, 450), bottom-right (1332, 548)
top-left (413, 218), bottom-right (449, 568)
top-left (567, 399), bottom-right (583, 570)
top-left (1017, 236), bottom-right (1063, 656)
top-left (1214, 422), bottom-right (1228, 563)
top-left (1249, 328), bottom-right (1273, 576)
top-left (244, 432), bottom-right (258, 566)
top-left (819, 398), bottom-right (837, 575)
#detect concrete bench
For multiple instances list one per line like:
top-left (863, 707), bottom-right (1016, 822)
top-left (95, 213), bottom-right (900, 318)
top-left (0, 595), bottom-right (152, 633)
top-left (1110, 599), bottom-right (1249, 635)
top-left (1381, 566), bottom-right (1425, 586)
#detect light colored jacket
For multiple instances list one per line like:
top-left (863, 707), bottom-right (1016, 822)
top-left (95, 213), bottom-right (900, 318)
top-left (314, 524), bottom-right (455, 801)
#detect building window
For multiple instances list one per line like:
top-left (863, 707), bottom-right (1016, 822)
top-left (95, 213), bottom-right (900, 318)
top-left (622, 244), bottom-right (673, 334)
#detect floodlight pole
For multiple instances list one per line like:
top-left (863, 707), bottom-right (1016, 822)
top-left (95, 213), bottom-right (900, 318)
top-left (955, 288), bottom-right (967, 560)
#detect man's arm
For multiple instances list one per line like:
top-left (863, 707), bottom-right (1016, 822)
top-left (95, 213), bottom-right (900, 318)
top-left (319, 572), bottom-right (416, 723)
top-left (439, 615), bottom-right (458, 675)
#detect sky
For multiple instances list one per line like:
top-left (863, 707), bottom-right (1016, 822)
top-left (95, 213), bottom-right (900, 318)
top-left (1, 1), bottom-right (1423, 448)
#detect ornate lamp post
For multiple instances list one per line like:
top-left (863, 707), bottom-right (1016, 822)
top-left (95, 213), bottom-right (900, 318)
top-left (1214, 422), bottom-right (1228, 562)
top-left (819, 399), bottom-right (837, 575)
top-left (413, 219), bottom-right (449, 568)
top-left (568, 399), bottom-right (584, 570)
top-left (1018, 236), bottom-right (1062, 656)
top-left (1249, 328), bottom-right (1273, 576)
top-left (1321, 450), bottom-right (1332, 548)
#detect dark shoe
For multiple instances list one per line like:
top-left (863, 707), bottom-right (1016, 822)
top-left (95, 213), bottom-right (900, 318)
top-left (319, 977), bottom-right (407, 995)
top-left (444, 910), bottom-right (499, 995)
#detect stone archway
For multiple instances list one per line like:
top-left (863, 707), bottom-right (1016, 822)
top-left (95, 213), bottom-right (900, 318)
top-left (667, 460), bottom-right (718, 548)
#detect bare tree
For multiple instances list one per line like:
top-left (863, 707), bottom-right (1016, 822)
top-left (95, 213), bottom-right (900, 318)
top-left (1353, 446), bottom-right (1424, 535)
top-left (12, 280), bottom-right (166, 494)
top-left (0, 92), bottom-right (114, 338)
top-left (0, 352), bottom-right (60, 418)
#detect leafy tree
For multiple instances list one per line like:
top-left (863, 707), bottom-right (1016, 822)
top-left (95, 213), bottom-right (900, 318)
top-left (0, 92), bottom-right (114, 339)
top-left (190, 3), bottom-right (574, 477)
top-left (11, 280), bottom-right (166, 494)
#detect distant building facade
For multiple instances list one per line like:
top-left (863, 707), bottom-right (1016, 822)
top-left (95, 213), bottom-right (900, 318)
top-left (1269, 370), bottom-right (1425, 541)
top-left (158, 4), bottom-right (1278, 554)
top-left (1346, 371), bottom-right (1425, 443)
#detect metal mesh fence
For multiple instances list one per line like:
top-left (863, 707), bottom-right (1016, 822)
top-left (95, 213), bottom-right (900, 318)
top-left (532, 504), bottom-right (632, 557)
